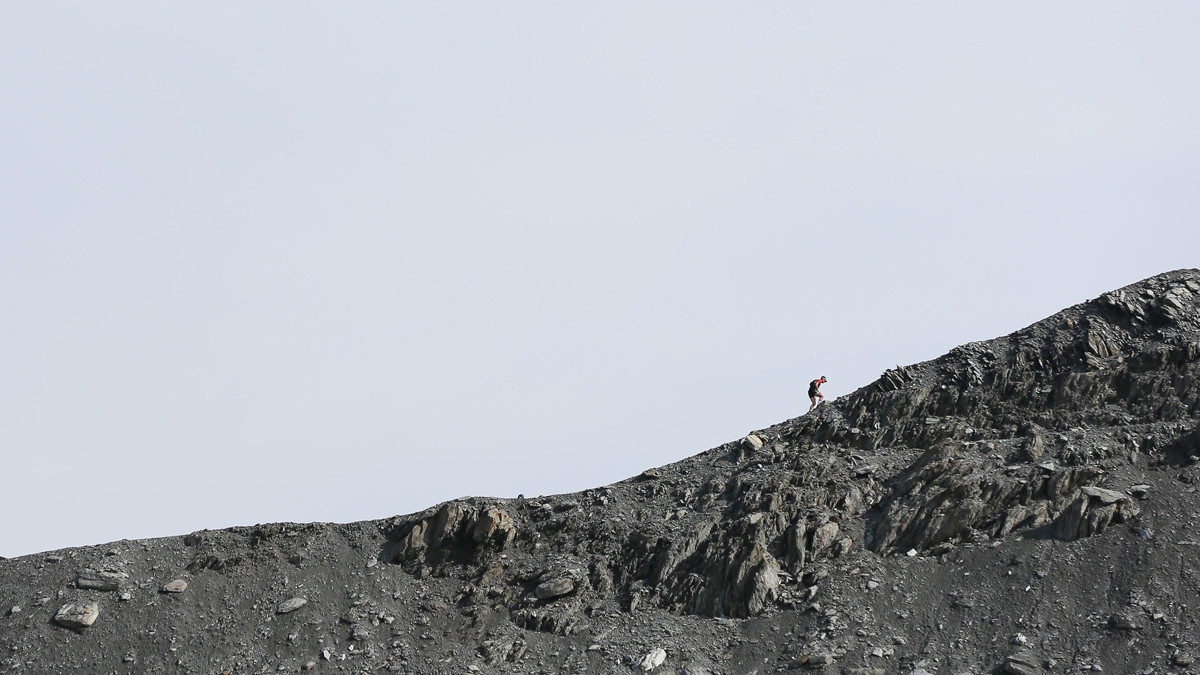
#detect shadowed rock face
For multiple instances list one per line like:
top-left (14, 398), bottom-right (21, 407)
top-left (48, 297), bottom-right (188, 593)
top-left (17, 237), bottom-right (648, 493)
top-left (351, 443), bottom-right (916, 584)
top-left (2, 269), bottom-right (1198, 675)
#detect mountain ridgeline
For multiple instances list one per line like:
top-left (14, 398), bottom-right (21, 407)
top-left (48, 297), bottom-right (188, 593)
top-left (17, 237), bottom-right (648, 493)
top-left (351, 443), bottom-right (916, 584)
top-left (2, 269), bottom-right (1199, 675)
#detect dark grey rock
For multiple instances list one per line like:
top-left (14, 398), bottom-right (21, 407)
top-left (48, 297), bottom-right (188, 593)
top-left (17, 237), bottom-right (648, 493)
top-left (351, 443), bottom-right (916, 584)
top-left (1004, 652), bottom-right (1040, 674)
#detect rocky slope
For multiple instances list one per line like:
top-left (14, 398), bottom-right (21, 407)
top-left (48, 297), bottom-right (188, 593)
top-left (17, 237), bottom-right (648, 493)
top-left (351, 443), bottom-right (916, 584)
top-left (2, 269), bottom-right (1199, 675)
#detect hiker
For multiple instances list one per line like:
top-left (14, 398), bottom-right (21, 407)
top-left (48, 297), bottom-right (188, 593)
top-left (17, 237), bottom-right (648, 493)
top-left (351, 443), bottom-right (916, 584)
top-left (808, 376), bottom-right (827, 411)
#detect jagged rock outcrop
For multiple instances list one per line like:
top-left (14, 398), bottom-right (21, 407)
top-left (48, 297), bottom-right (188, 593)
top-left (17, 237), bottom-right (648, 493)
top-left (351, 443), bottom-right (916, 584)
top-left (866, 441), bottom-right (1139, 554)
top-left (389, 501), bottom-right (518, 572)
top-left (382, 270), bottom-right (1198, 634)
top-left (819, 271), bottom-right (1200, 451)
top-left (385, 445), bottom-right (877, 622)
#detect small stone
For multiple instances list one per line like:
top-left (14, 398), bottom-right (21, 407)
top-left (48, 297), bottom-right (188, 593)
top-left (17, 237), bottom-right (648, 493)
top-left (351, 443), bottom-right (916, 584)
top-left (1107, 613), bottom-right (1140, 630)
top-left (1005, 653), bottom-right (1040, 675)
top-left (7, 606), bottom-right (19, 615)
top-left (1011, 633), bottom-right (1027, 645)
top-left (44, 555), bottom-right (62, 563)
top-left (808, 652), bottom-right (834, 665)
top-left (533, 577), bottom-right (575, 600)
top-left (277, 597), bottom-right (307, 614)
top-left (54, 602), bottom-right (100, 629)
top-left (118, 592), bottom-right (132, 602)
top-left (302, 662), bottom-right (316, 671)
top-left (161, 579), bottom-right (187, 593)
top-left (906, 549), bottom-right (918, 557)
top-left (637, 648), bottom-right (667, 671)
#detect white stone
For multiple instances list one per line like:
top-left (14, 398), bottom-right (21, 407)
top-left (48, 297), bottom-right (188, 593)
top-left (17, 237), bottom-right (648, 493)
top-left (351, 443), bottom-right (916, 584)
top-left (637, 648), bottom-right (667, 671)
top-left (162, 579), bottom-right (187, 593)
top-left (277, 597), bottom-right (308, 614)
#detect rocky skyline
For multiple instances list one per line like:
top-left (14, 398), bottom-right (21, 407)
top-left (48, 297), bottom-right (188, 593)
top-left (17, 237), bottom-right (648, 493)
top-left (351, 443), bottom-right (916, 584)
top-left (2, 269), bottom-right (1198, 675)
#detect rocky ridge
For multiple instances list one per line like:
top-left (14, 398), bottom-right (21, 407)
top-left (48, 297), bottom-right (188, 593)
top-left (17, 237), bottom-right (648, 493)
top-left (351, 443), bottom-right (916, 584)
top-left (1, 269), bottom-right (1198, 675)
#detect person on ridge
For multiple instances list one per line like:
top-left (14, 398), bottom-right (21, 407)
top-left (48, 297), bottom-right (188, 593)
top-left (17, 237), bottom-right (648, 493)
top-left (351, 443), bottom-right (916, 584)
top-left (808, 376), bottom-right (828, 411)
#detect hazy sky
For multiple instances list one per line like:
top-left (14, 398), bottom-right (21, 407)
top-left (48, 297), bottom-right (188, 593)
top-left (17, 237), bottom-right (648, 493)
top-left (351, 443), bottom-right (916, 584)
top-left (3, 3), bottom-right (1198, 558)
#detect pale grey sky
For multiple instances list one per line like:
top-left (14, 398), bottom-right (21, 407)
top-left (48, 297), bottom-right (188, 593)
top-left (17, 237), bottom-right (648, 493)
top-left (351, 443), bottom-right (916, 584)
top-left (2, 3), bottom-right (1197, 558)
